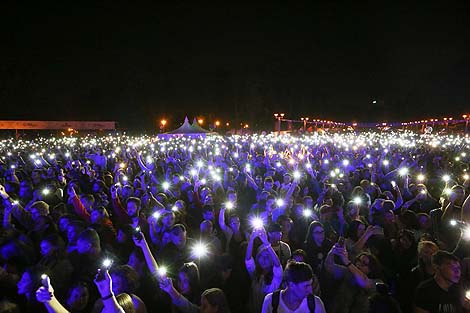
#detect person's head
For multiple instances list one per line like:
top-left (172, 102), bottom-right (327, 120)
top-left (121, 185), bottom-right (134, 200)
top-left (202, 205), bottom-right (215, 221)
top-left (65, 282), bottom-right (89, 311)
top-left (417, 213), bottom-right (431, 230)
top-left (303, 196), bottom-right (314, 208)
top-left (267, 223), bottom-right (282, 243)
top-left (347, 220), bottom-right (366, 242)
top-left (354, 252), bottom-right (382, 278)
top-left (29, 201), bottom-right (49, 222)
top-left (110, 265), bottom-right (139, 295)
top-left (117, 225), bottom-right (134, 244)
top-left (115, 293), bottom-right (136, 313)
top-left (263, 177), bottom-right (274, 191)
top-left (90, 206), bottom-right (109, 224)
top-left (127, 249), bottom-right (145, 273)
top-left (306, 221), bottom-right (325, 247)
top-left (170, 224), bottom-right (187, 247)
top-left (58, 214), bottom-right (74, 233)
top-left (283, 173), bottom-right (292, 184)
top-left (432, 250), bottom-right (461, 285)
top-left (76, 228), bottom-right (101, 255)
top-left (126, 197), bottom-right (141, 218)
top-left (415, 184), bottom-right (428, 200)
top-left (79, 194), bottom-right (95, 212)
top-left (178, 262), bottom-right (200, 296)
top-left (256, 246), bottom-right (273, 270)
top-left (266, 195), bottom-right (275, 209)
top-left (67, 221), bottom-right (86, 244)
top-left (40, 234), bottom-right (65, 258)
top-left (92, 180), bottom-right (106, 193)
top-left (450, 185), bottom-right (466, 205)
top-left (200, 288), bottom-right (231, 313)
top-left (161, 211), bottom-right (176, 228)
top-left (200, 220), bottom-right (213, 236)
top-left (227, 190), bottom-right (237, 203)
top-left (418, 241), bottom-right (439, 266)
top-left (19, 181), bottom-right (33, 199)
top-left (397, 229), bottom-right (415, 251)
top-left (228, 215), bottom-right (240, 232)
top-left (278, 215), bottom-right (293, 235)
top-left (284, 262), bottom-right (314, 299)
top-left (290, 249), bottom-right (307, 263)
top-left (17, 266), bottom-right (45, 296)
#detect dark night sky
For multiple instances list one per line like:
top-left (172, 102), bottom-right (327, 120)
top-left (1, 2), bottom-right (470, 129)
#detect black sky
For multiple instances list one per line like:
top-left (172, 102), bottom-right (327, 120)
top-left (1, 2), bottom-right (470, 130)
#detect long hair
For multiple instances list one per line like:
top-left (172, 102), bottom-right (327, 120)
top-left (116, 293), bottom-right (136, 313)
top-left (347, 220), bottom-right (366, 242)
top-left (355, 252), bottom-right (382, 279)
top-left (304, 221), bottom-right (324, 247)
top-left (179, 262), bottom-right (201, 302)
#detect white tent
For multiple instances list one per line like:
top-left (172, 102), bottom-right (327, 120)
top-left (157, 117), bottom-right (217, 139)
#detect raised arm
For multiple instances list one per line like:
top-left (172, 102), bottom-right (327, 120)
top-left (159, 277), bottom-right (199, 313)
top-left (36, 275), bottom-right (70, 313)
top-left (94, 270), bottom-right (126, 313)
top-left (133, 231), bottom-right (160, 276)
top-left (0, 184), bottom-right (32, 228)
top-left (67, 186), bottom-right (91, 222)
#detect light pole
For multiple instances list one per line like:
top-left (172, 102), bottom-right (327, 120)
top-left (463, 115), bottom-right (469, 134)
top-left (273, 113), bottom-right (284, 135)
top-left (300, 117), bottom-right (309, 131)
top-left (160, 119), bottom-right (167, 133)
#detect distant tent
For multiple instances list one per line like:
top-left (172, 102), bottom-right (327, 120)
top-left (191, 118), bottom-right (211, 133)
top-left (157, 117), bottom-right (217, 139)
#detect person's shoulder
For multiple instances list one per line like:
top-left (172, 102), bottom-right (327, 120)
top-left (264, 291), bottom-right (274, 302)
top-left (416, 277), bottom-right (436, 290)
top-left (261, 291), bottom-right (274, 313)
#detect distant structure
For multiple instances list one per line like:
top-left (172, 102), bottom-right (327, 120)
top-left (157, 117), bottom-right (217, 139)
top-left (0, 120), bottom-right (116, 130)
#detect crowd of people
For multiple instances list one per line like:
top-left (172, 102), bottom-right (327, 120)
top-left (0, 130), bottom-right (469, 313)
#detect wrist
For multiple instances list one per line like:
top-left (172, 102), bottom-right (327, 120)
top-left (101, 292), bottom-right (114, 300)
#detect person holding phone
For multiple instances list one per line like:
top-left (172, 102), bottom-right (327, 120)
top-left (323, 243), bottom-right (383, 313)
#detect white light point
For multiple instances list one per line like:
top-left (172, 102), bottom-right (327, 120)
top-left (162, 182), bottom-right (170, 190)
top-left (398, 167), bottom-right (409, 176)
top-left (192, 242), bottom-right (209, 258)
top-left (251, 217), bottom-right (264, 229)
top-left (293, 171), bottom-right (301, 179)
top-left (102, 258), bottom-right (112, 268)
top-left (157, 267), bottom-right (167, 277)
top-left (303, 209), bottom-right (313, 218)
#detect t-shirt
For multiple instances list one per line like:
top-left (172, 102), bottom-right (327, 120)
top-left (414, 278), bottom-right (463, 313)
top-left (261, 290), bottom-right (326, 313)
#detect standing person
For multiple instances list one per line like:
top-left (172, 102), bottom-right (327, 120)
top-left (262, 261), bottom-right (326, 313)
top-left (413, 250), bottom-right (470, 313)
top-left (245, 227), bottom-right (283, 313)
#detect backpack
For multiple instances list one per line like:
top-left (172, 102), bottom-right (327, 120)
top-left (271, 290), bottom-right (316, 313)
